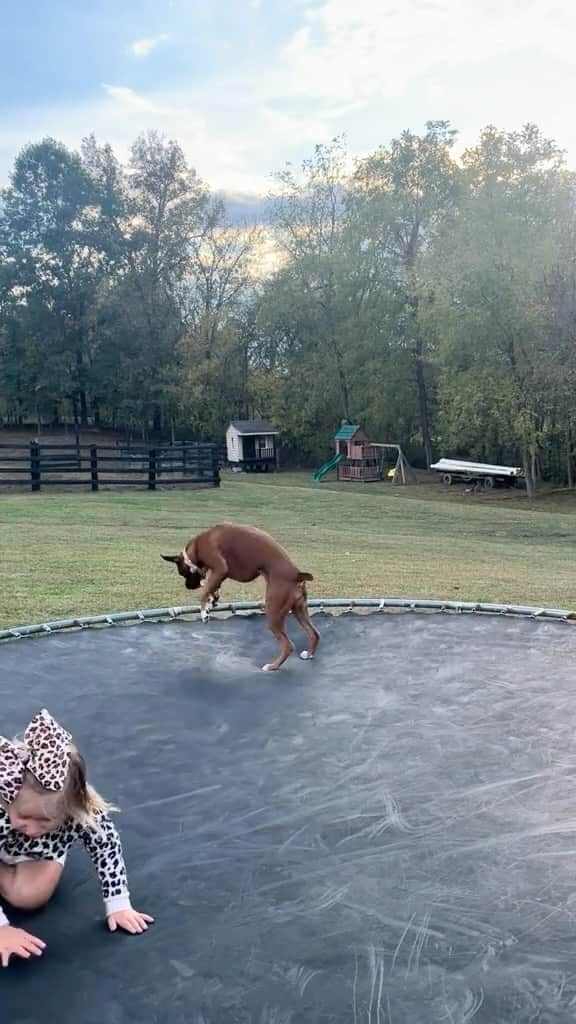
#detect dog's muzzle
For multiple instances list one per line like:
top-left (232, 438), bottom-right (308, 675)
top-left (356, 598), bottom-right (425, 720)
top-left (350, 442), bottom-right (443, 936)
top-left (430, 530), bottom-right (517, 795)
top-left (183, 560), bottom-right (206, 591)
top-left (185, 572), bottom-right (204, 591)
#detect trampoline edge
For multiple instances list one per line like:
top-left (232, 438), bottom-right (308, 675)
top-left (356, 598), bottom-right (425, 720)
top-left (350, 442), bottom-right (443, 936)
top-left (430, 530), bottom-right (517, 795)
top-left (1, 597), bottom-right (575, 644)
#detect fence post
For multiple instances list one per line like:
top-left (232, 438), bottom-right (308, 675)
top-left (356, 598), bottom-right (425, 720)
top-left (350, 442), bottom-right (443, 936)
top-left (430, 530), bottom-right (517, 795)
top-left (30, 441), bottom-right (41, 492)
top-left (148, 448), bottom-right (157, 491)
top-left (90, 446), bottom-right (99, 492)
top-left (213, 445), bottom-right (221, 487)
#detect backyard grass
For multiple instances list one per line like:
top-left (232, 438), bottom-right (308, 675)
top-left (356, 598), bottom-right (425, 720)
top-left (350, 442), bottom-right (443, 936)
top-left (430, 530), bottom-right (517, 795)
top-left (1, 469), bottom-right (576, 628)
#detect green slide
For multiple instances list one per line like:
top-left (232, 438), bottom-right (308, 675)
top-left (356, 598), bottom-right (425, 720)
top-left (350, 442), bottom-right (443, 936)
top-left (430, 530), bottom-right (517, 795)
top-left (313, 452), bottom-right (343, 481)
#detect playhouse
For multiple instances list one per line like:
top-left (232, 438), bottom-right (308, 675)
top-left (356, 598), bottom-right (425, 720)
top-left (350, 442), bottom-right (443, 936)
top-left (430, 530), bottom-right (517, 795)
top-left (226, 419), bottom-right (279, 472)
top-left (313, 421), bottom-right (414, 484)
top-left (334, 423), bottom-right (381, 482)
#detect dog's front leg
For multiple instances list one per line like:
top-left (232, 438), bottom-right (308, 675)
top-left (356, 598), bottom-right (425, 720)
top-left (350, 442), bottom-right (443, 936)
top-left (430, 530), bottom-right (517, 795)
top-left (200, 561), bottom-right (227, 622)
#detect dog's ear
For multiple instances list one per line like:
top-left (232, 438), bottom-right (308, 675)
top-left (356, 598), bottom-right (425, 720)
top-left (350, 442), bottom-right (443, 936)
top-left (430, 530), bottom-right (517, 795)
top-left (161, 554), bottom-right (180, 564)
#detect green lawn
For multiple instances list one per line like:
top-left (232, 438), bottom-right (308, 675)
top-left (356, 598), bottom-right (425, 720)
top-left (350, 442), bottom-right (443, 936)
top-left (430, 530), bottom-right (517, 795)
top-left (1, 470), bottom-right (576, 627)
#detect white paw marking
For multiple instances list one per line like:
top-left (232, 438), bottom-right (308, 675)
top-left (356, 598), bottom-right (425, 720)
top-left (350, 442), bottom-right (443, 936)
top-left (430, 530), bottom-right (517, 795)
top-left (299, 651), bottom-right (314, 661)
top-left (200, 608), bottom-right (210, 623)
top-left (262, 664), bottom-right (275, 672)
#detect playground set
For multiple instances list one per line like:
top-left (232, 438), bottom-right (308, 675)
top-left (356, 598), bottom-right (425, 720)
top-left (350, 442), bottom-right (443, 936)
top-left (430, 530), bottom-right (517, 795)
top-left (313, 422), bottom-right (413, 484)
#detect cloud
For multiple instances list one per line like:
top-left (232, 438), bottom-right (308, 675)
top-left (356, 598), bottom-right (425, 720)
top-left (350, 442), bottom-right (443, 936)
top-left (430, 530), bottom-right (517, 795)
top-left (3, 0), bottom-right (576, 201)
top-left (0, 82), bottom-right (272, 196)
top-left (129, 34), bottom-right (169, 59)
top-left (102, 85), bottom-right (164, 114)
top-left (282, 0), bottom-right (576, 102)
top-left (260, 107), bottom-right (331, 145)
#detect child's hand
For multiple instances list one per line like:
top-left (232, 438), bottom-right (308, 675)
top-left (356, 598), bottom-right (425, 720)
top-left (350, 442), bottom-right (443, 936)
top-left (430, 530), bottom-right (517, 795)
top-left (0, 924), bottom-right (46, 967)
top-left (107, 908), bottom-right (154, 935)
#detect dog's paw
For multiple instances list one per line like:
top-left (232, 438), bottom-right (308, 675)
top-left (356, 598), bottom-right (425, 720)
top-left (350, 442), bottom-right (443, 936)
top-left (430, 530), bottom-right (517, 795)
top-left (200, 608), bottom-right (210, 623)
top-left (299, 651), bottom-right (314, 661)
top-left (262, 663), bottom-right (276, 672)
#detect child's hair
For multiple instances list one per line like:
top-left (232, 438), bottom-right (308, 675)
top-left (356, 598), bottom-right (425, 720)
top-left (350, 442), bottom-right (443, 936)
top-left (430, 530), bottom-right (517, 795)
top-left (15, 739), bottom-right (117, 830)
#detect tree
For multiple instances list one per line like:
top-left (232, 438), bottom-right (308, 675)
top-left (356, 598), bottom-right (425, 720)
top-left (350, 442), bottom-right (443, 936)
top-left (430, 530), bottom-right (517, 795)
top-left (125, 132), bottom-right (212, 430)
top-left (268, 137), bottom-right (355, 422)
top-left (351, 121), bottom-right (462, 466)
top-left (170, 200), bottom-right (261, 438)
top-left (0, 137), bottom-right (107, 425)
top-left (81, 131), bottom-right (211, 433)
top-left (427, 124), bottom-right (576, 494)
top-left (263, 136), bottom-right (412, 459)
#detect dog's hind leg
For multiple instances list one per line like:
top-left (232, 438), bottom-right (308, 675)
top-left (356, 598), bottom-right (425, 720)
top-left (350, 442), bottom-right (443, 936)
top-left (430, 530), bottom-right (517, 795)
top-left (262, 585), bottom-right (296, 672)
top-left (292, 583), bottom-right (320, 662)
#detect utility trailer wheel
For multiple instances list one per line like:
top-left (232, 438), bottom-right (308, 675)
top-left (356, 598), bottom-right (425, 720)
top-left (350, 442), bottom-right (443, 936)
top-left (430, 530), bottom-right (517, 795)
top-left (442, 473), bottom-right (453, 486)
top-left (482, 476), bottom-right (495, 490)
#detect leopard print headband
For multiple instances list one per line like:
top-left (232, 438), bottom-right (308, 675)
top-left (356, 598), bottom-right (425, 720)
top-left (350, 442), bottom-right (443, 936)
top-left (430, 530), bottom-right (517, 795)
top-left (0, 709), bottom-right (72, 804)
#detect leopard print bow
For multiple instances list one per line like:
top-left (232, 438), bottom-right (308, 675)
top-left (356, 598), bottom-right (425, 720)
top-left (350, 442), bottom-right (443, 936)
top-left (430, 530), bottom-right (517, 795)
top-left (0, 709), bottom-right (72, 804)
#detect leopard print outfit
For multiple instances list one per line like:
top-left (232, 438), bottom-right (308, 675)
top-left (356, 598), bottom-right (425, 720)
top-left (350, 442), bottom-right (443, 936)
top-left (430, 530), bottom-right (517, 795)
top-left (0, 806), bottom-right (131, 926)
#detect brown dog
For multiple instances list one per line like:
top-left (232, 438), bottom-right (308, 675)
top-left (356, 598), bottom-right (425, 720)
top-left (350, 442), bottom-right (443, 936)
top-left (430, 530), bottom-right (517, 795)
top-left (161, 523), bottom-right (320, 672)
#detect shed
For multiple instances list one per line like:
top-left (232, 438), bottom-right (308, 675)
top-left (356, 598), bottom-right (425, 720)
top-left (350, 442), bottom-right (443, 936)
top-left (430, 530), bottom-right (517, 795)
top-left (226, 420), bottom-right (279, 472)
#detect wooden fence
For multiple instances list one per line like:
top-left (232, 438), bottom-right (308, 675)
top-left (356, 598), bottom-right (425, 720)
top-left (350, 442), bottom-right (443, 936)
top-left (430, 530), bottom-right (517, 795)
top-left (0, 441), bottom-right (220, 492)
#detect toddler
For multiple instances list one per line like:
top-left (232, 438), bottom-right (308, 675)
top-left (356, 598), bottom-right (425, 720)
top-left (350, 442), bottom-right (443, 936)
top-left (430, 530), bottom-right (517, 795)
top-left (0, 708), bottom-right (153, 967)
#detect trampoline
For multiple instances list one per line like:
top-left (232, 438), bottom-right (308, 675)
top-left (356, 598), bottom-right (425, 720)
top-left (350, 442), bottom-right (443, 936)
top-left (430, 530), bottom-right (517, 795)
top-left (2, 598), bottom-right (576, 1023)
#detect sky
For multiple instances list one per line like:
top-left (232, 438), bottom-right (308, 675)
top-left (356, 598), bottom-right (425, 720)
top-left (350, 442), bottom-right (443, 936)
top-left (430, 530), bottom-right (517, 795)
top-left (2, 0), bottom-right (576, 205)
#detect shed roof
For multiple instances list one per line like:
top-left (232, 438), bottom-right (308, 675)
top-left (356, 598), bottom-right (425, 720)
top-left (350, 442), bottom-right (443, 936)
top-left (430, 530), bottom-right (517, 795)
top-left (229, 419), bottom-right (278, 435)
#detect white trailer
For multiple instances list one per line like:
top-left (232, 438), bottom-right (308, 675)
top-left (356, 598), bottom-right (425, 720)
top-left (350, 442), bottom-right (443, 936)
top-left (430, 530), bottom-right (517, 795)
top-left (430, 458), bottom-right (525, 490)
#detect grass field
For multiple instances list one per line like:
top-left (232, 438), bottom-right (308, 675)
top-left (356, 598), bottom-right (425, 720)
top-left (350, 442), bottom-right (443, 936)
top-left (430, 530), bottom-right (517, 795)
top-left (2, 470), bottom-right (576, 628)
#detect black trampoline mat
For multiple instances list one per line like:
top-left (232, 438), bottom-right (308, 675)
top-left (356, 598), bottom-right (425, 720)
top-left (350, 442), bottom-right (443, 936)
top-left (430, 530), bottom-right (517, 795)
top-left (2, 610), bottom-right (576, 1023)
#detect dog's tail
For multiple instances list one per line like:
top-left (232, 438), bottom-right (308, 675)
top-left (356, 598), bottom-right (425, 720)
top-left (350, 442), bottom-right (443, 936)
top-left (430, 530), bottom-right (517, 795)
top-left (297, 571), bottom-right (314, 582)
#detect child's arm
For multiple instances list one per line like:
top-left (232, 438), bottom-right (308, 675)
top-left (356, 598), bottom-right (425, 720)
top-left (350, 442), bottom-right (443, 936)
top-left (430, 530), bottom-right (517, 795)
top-left (77, 814), bottom-right (153, 934)
top-left (77, 813), bottom-right (132, 915)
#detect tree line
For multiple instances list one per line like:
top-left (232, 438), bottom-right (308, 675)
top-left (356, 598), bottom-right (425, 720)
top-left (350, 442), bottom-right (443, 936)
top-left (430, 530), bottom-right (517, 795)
top-left (1, 121), bottom-right (575, 493)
